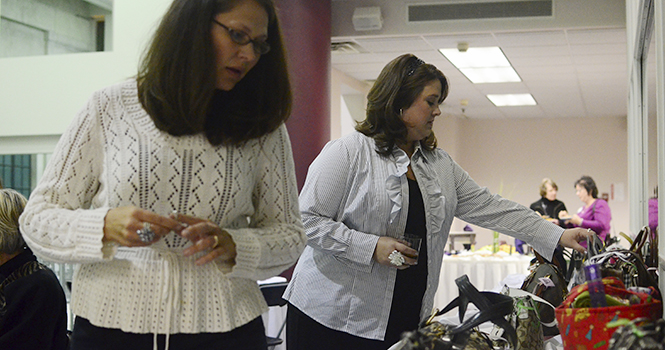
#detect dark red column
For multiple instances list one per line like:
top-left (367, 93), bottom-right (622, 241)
top-left (276, 0), bottom-right (331, 191)
top-left (275, 0), bottom-right (331, 280)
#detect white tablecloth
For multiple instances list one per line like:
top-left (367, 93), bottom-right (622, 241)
top-left (433, 253), bottom-right (534, 309)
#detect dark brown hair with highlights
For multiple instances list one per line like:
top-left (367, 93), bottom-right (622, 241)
top-left (356, 54), bottom-right (449, 156)
top-left (575, 175), bottom-right (599, 198)
top-left (137, 0), bottom-right (291, 145)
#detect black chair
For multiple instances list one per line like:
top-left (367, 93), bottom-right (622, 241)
top-left (259, 281), bottom-right (289, 349)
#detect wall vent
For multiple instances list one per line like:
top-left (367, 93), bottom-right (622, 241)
top-left (408, 0), bottom-right (553, 22)
top-left (331, 41), bottom-right (364, 54)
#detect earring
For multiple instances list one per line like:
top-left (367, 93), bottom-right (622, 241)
top-left (399, 109), bottom-right (403, 116)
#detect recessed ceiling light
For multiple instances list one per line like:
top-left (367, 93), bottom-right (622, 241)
top-left (439, 47), bottom-right (521, 84)
top-left (487, 94), bottom-right (537, 106)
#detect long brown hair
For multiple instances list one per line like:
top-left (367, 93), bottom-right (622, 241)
top-left (137, 0), bottom-right (291, 145)
top-left (356, 54), bottom-right (449, 156)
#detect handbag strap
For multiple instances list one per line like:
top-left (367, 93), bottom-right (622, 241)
top-left (432, 275), bottom-right (517, 347)
top-left (506, 287), bottom-right (558, 328)
top-left (629, 226), bottom-right (649, 258)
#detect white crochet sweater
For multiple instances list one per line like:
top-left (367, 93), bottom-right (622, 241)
top-left (19, 80), bottom-right (306, 334)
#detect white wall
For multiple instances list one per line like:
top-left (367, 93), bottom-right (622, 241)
top-left (448, 116), bottom-right (632, 248)
top-left (0, 0), bottom-right (171, 142)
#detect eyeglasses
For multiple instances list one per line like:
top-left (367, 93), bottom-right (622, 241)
top-left (212, 19), bottom-right (271, 55)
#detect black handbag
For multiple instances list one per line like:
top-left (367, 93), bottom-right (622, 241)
top-left (399, 275), bottom-right (516, 350)
top-left (519, 253), bottom-right (567, 337)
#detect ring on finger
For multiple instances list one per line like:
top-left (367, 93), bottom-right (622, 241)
top-left (388, 250), bottom-right (405, 267)
top-left (211, 234), bottom-right (220, 249)
top-left (137, 222), bottom-right (156, 243)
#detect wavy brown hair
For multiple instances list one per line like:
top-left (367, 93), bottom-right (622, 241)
top-left (137, 0), bottom-right (291, 145)
top-left (356, 54), bottom-right (449, 156)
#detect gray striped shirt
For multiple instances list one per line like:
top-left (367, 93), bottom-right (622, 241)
top-left (283, 131), bottom-right (563, 340)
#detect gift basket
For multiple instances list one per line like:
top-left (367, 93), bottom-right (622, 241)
top-left (555, 276), bottom-right (662, 350)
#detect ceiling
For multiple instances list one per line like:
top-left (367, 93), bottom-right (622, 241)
top-left (329, 0), bottom-right (657, 120)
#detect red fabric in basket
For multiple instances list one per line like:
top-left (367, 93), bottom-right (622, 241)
top-left (555, 277), bottom-right (662, 350)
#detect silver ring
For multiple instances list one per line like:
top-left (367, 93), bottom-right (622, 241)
top-left (137, 222), bottom-right (156, 243)
top-left (389, 250), bottom-right (405, 267)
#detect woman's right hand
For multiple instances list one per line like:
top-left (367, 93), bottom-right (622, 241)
top-left (373, 236), bottom-right (418, 270)
top-left (103, 206), bottom-right (185, 246)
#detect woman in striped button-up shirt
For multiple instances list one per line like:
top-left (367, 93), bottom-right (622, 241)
top-left (283, 54), bottom-right (593, 350)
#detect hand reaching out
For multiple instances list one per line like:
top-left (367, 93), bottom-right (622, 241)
top-left (559, 227), bottom-right (595, 254)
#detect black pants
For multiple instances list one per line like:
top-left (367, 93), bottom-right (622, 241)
top-left (69, 316), bottom-right (268, 350)
top-left (286, 303), bottom-right (397, 350)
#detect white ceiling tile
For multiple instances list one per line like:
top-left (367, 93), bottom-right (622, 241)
top-left (422, 33), bottom-right (498, 49)
top-left (568, 43), bottom-right (626, 56)
top-left (354, 36), bottom-right (432, 52)
top-left (495, 30), bottom-right (568, 47)
top-left (502, 45), bottom-right (571, 59)
top-left (566, 28), bottom-right (627, 44)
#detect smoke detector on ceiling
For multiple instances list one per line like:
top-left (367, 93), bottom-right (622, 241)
top-left (352, 7), bottom-right (383, 31)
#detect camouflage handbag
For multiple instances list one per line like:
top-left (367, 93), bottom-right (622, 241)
top-left (520, 255), bottom-right (567, 336)
top-left (491, 288), bottom-right (545, 350)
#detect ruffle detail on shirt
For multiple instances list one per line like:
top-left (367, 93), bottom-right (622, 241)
top-left (385, 149), bottom-right (410, 224)
top-left (417, 169), bottom-right (446, 232)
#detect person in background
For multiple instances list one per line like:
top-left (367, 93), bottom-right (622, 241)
top-left (19, 1), bottom-right (306, 350)
top-left (1, 189), bottom-right (68, 350)
top-left (517, 178), bottom-right (569, 273)
top-left (529, 178), bottom-right (568, 225)
top-left (648, 186), bottom-right (658, 232)
top-left (516, 178), bottom-right (568, 254)
top-left (562, 175), bottom-right (612, 243)
top-left (282, 53), bottom-right (594, 350)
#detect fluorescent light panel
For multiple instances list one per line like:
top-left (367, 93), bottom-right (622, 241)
top-left (439, 47), bottom-right (521, 84)
top-left (487, 94), bottom-right (537, 106)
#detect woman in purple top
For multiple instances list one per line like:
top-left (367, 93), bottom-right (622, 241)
top-left (648, 186), bottom-right (658, 232)
top-left (563, 176), bottom-right (612, 242)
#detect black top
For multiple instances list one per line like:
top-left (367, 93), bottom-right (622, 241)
top-left (0, 248), bottom-right (69, 350)
top-left (530, 197), bottom-right (567, 222)
top-left (385, 178), bottom-right (428, 345)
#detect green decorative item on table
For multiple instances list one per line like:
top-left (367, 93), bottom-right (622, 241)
top-left (492, 231), bottom-right (500, 254)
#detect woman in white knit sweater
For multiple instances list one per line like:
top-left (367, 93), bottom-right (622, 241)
top-left (19, 0), bottom-right (305, 349)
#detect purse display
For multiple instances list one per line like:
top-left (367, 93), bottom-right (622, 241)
top-left (399, 275), bottom-right (516, 350)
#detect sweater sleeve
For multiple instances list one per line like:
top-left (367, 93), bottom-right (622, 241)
top-left (226, 124), bottom-right (306, 280)
top-left (19, 90), bottom-right (109, 264)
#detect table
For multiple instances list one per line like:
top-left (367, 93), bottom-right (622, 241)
top-left (433, 253), bottom-right (533, 308)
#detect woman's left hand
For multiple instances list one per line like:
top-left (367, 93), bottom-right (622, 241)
top-left (559, 228), bottom-right (595, 254)
top-left (569, 214), bottom-right (582, 226)
top-left (172, 213), bottom-right (237, 266)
